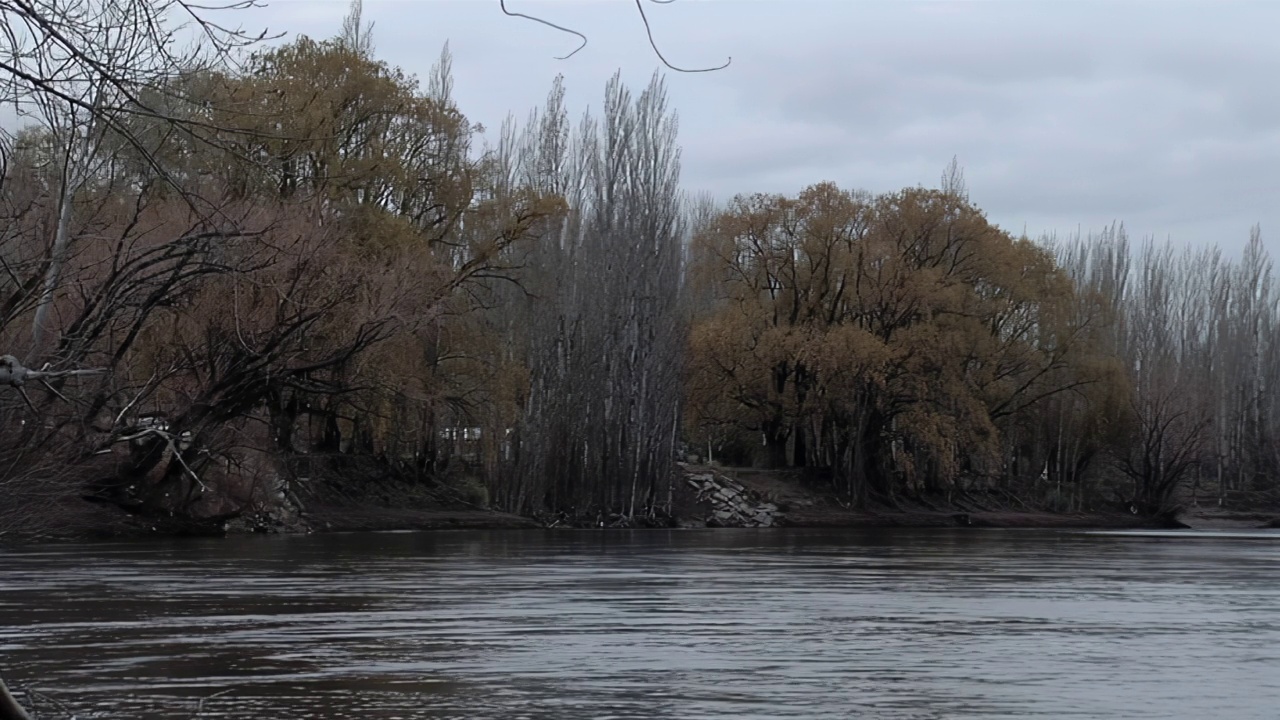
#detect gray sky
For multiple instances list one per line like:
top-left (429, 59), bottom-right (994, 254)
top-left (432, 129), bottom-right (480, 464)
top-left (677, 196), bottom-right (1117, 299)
top-left (244, 0), bottom-right (1280, 254)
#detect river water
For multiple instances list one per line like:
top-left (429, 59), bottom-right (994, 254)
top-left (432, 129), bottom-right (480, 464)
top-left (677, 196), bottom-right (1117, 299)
top-left (1, 528), bottom-right (1278, 719)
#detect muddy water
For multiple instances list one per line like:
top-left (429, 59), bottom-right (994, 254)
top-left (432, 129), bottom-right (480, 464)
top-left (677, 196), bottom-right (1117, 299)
top-left (1, 528), bottom-right (1278, 719)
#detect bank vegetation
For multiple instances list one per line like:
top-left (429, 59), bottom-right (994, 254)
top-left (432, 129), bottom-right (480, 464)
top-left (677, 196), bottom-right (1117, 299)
top-left (1, 0), bottom-right (1276, 542)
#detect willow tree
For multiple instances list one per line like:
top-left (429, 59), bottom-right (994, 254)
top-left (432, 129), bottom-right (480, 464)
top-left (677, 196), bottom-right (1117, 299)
top-left (105, 33), bottom-right (565, 511)
top-left (687, 182), bottom-right (1087, 505)
top-left (1, 10), bottom-right (560, 525)
top-left (0, 0), bottom-right (271, 527)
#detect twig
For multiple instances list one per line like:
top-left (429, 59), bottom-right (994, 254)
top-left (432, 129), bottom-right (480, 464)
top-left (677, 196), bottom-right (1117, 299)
top-left (37, 378), bottom-right (73, 405)
top-left (117, 427), bottom-right (207, 491)
top-left (14, 386), bottom-right (37, 414)
top-left (499, 0), bottom-right (587, 60)
top-left (633, 0), bottom-right (731, 73)
top-left (497, 0), bottom-right (731, 72)
top-left (113, 370), bottom-right (161, 428)
top-left (195, 688), bottom-right (234, 716)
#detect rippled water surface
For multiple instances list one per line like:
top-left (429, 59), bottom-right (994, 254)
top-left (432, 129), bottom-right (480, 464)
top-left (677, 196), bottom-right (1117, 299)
top-left (2, 528), bottom-right (1279, 718)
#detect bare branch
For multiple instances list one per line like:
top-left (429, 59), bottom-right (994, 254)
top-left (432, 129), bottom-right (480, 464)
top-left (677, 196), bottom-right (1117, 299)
top-left (496, 0), bottom-right (730, 72)
top-left (634, 0), bottom-right (730, 73)
top-left (499, 0), bottom-right (587, 60)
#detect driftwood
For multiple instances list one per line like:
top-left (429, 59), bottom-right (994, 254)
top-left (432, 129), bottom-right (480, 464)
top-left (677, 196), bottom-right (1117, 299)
top-left (0, 677), bottom-right (32, 720)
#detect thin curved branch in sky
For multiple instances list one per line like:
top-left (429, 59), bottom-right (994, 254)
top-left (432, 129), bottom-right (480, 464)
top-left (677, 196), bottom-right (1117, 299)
top-left (635, 0), bottom-right (731, 73)
top-left (499, 0), bottom-right (589, 60)
top-left (497, 0), bottom-right (730, 72)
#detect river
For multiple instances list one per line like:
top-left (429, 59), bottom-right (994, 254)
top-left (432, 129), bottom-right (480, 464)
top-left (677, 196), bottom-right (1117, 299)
top-left (1, 528), bottom-right (1278, 719)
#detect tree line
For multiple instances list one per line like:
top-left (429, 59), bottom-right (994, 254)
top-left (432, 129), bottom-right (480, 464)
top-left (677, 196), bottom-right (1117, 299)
top-left (1, 0), bottom-right (1276, 539)
top-left (687, 173), bottom-right (1277, 516)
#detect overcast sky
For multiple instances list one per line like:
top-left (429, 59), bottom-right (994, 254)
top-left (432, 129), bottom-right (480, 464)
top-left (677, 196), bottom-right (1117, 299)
top-left (242, 0), bottom-right (1280, 254)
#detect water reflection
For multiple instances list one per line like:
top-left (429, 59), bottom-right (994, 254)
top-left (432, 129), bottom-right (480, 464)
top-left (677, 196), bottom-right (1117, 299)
top-left (2, 528), bottom-right (1279, 718)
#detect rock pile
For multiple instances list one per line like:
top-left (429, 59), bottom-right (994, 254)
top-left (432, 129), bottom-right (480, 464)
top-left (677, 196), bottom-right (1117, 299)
top-left (682, 465), bottom-right (781, 527)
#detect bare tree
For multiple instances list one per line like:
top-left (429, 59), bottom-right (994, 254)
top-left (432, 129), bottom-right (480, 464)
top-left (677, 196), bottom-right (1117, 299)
top-left (0, 0), bottom-right (268, 175)
top-left (1114, 385), bottom-right (1209, 514)
top-left (500, 72), bottom-right (685, 522)
top-left (1, 0), bottom-right (272, 367)
top-left (1056, 223), bottom-right (1279, 513)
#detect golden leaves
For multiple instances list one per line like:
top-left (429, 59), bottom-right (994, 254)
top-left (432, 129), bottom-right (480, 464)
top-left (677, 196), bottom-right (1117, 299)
top-left (687, 181), bottom-right (1081, 489)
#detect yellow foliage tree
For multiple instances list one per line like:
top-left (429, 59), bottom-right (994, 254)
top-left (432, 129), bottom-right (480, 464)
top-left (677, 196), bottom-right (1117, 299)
top-left (687, 182), bottom-right (1089, 504)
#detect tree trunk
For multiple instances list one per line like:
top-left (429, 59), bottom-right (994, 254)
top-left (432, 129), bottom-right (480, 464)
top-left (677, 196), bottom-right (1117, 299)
top-left (30, 176), bottom-right (76, 358)
top-left (793, 421), bottom-right (808, 468)
top-left (758, 418), bottom-right (789, 468)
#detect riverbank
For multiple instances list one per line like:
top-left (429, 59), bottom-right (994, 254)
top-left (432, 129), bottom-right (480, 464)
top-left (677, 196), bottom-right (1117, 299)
top-left (684, 464), bottom-right (1280, 531)
top-left (672, 464), bottom-right (1178, 531)
top-left (294, 464), bottom-right (1181, 534)
top-left (11, 462), bottom-right (1277, 543)
top-left (277, 463), bottom-right (1256, 534)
